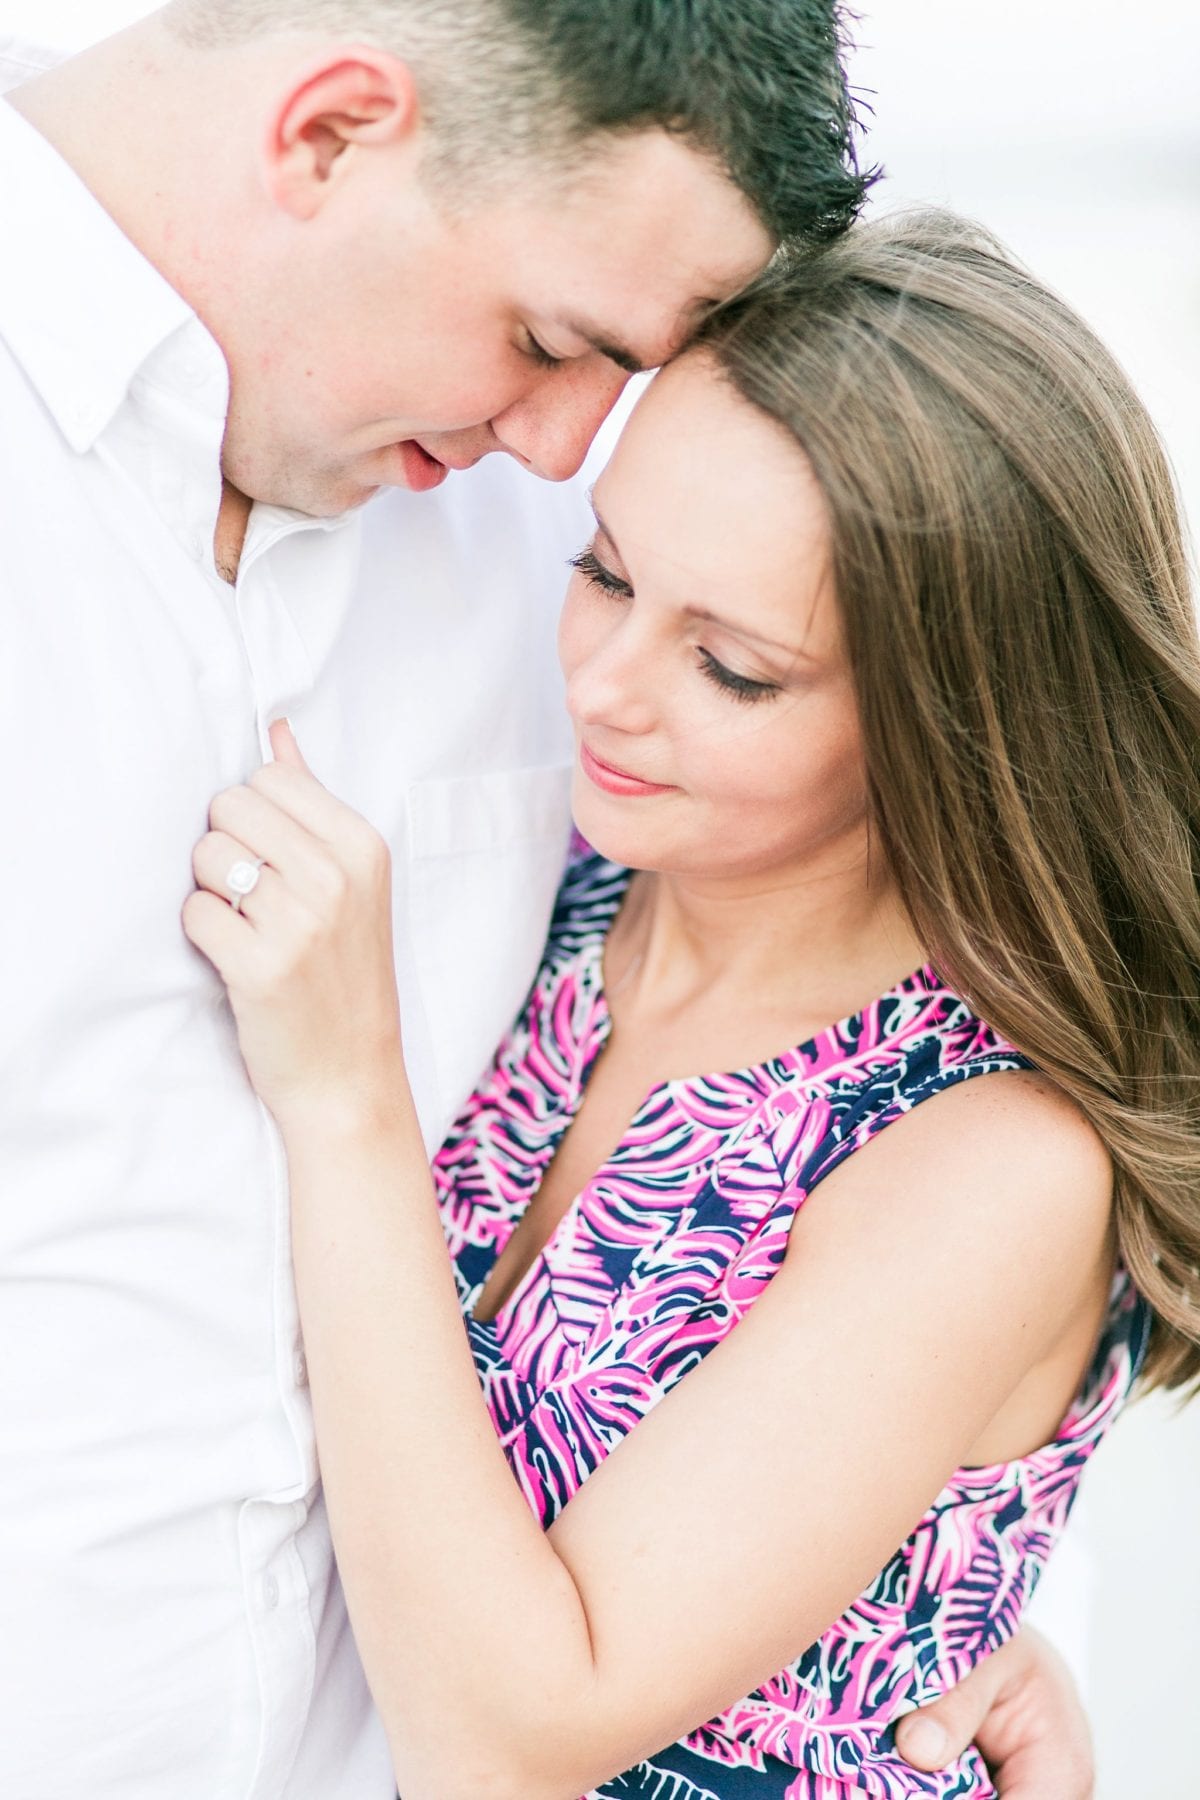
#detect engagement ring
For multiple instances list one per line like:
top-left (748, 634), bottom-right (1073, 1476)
top-left (226, 858), bottom-right (265, 913)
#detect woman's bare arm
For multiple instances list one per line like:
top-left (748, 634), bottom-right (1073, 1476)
top-left (283, 1057), bottom-right (1110, 1798)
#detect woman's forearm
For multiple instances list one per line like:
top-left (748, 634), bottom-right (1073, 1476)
top-left (282, 1089), bottom-right (601, 1799)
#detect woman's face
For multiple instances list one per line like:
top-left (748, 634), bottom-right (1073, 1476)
top-left (559, 352), bottom-right (868, 887)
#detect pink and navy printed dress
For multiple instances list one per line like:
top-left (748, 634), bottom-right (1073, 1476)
top-left (432, 854), bottom-right (1148, 1800)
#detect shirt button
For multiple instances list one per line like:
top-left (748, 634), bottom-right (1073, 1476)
top-left (263, 1572), bottom-right (280, 1611)
top-left (181, 349), bottom-right (214, 389)
top-left (295, 1352), bottom-right (308, 1389)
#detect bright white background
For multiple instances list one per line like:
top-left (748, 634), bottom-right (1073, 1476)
top-left (5, 3), bottom-right (1199, 1794)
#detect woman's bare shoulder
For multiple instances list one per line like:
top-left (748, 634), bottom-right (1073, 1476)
top-left (783, 1065), bottom-right (1114, 1323)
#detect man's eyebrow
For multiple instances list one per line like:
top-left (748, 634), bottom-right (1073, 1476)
top-left (566, 321), bottom-right (650, 376)
top-left (566, 292), bottom-right (724, 376)
top-left (590, 499), bottom-right (813, 664)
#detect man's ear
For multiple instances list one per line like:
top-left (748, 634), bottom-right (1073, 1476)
top-left (263, 49), bottom-right (420, 220)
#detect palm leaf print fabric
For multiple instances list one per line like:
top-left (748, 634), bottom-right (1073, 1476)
top-left (432, 854), bottom-right (1148, 1800)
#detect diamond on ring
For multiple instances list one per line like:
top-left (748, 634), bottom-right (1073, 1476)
top-left (226, 858), bottom-right (265, 912)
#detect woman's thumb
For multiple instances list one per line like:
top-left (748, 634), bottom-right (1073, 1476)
top-left (268, 716), bottom-right (310, 772)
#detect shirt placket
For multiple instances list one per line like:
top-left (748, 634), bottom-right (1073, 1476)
top-left (237, 1491), bottom-right (318, 1800)
top-left (140, 366), bottom-right (328, 1794)
top-left (230, 534), bottom-right (331, 1800)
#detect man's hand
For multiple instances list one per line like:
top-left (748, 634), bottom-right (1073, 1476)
top-left (894, 1628), bottom-right (1094, 1798)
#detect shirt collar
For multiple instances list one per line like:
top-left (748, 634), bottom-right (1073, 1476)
top-left (0, 91), bottom-right (216, 454)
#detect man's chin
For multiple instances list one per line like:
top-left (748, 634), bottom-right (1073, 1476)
top-left (223, 461), bottom-right (380, 521)
top-left (298, 483), bottom-right (381, 519)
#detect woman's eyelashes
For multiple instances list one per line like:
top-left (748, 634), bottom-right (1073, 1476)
top-left (569, 546), bottom-right (632, 596)
top-left (569, 546), bottom-right (782, 705)
top-left (696, 649), bottom-right (781, 705)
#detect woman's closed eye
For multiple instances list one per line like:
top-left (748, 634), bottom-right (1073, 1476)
top-left (697, 649), bottom-right (781, 705)
top-left (569, 545), bottom-right (632, 597)
top-left (570, 545), bottom-right (782, 706)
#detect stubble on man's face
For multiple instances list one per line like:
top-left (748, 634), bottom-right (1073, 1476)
top-left (220, 414), bottom-right (376, 520)
top-left (217, 130), bottom-right (775, 518)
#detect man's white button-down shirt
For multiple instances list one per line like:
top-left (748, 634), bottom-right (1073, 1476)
top-left (0, 42), bottom-right (590, 1799)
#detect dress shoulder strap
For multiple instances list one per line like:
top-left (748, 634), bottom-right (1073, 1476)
top-left (789, 1038), bottom-right (1035, 1204)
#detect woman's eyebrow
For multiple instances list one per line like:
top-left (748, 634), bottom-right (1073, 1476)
top-left (589, 498), bottom-right (813, 662)
top-left (589, 501), bottom-right (625, 562)
top-left (686, 606), bottom-right (812, 661)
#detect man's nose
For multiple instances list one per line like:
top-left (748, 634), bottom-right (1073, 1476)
top-left (492, 359), bottom-right (631, 482)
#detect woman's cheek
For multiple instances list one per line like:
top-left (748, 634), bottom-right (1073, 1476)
top-left (728, 702), bottom-right (869, 863)
top-left (791, 709), bottom-right (871, 844)
top-left (556, 577), bottom-right (595, 686)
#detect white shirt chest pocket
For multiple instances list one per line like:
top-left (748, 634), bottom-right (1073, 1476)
top-left (404, 764), bottom-right (574, 1144)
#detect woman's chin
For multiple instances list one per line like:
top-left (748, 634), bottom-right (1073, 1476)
top-left (570, 771), bottom-right (698, 876)
top-left (572, 820), bottom-right (634, 868)
top-left (570, 805), bottom-right (657, 874)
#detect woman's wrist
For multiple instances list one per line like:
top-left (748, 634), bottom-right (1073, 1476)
top-left (270, 1049), bottom-right (417, 1153)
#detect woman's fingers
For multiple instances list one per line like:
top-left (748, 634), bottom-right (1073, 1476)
top-left (184, 735), bottom-right (400, 1124)
top-left (192, 830), bottom-right (278, 922)
top-left (268, 716), bottom-right (309, 773)
top-left (196, 762), bottom-right (390, 947)
top-left (181, 885), bottom-right (247, 982)
top-left (208, 781), bottom-right (339, 893)
top-left (205, 719), bottom-right (383, 893)
top-left (212, 761), bottom-right (384, 881)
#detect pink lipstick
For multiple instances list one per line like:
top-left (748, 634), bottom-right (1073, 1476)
top-left (580, 742), bottom-right (675, 798)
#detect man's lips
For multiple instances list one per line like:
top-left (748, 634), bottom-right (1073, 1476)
top-left (396, 440), bottom-right (449, 492)
top-left (580, 742), bottom-right (675, 797)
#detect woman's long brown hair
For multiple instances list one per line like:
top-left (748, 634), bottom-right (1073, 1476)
top-left (699, 209), bottom-right (1200, 1391)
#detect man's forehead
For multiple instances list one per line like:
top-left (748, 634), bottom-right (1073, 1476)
top-left (516, 135), bottom-right (774, 370)
top-left (550, 132), bottom-right (774, 314)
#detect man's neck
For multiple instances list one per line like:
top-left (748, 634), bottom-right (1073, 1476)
top-left (215, 484), bottom-right (254, 585)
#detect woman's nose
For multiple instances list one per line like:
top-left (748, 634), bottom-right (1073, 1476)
top-left (565, 618), bottom-right (662, 736)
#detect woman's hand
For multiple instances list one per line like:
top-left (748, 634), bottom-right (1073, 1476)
top-left (183, 720), bottom-right (405, 1132)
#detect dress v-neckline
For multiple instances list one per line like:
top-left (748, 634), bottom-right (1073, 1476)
top-left (467, 858), bottom-right (936, 1332)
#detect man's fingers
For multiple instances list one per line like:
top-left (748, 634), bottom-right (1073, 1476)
top-left (894, 1648), bottom-right (1004, 1770)
top-left (980, 1732), bottom-right (1094, 1800)
top-left (894, 1629), bottom-right (1094, 1799)
top-left (971, 1633), bottom-right (1094, 1800)
top-left (893, 1714), bottom-right (950, 1771)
